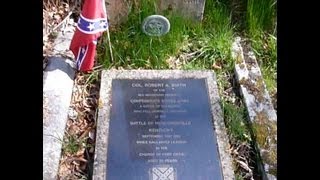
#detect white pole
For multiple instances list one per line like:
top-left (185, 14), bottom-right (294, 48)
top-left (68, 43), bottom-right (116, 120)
top-left (102, 0), bottom-right (114, 63)
top-left (106, 27), bottom-right (114, 63)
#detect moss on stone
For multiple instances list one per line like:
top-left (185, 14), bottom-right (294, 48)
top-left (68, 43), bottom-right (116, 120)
top-left (239, 77), bottom-right (246, 85)
top-left (236, 53), bottom-right (244, 64)
top-left (239, 76), bottom-right (266, 103)
top-left (268, 165), bottom-right (277, 176)
top-left (252, 111), bottom-right (277, 175)
top-left (253, 111), bottom-right (276, 146)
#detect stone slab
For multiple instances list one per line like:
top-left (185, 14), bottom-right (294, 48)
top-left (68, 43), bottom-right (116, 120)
top-left (93, 70), bottom-right (234, 180)
top-left (157, 0), bottom-right (206, 21)
top-left (43, 28), bottom-right (76, 180)
top-left (105, 0), bottom-right (130, 27)
top-left (231, 37), bottom-right (277, 180)
top-left (52, 28), bottom-right (75, 58)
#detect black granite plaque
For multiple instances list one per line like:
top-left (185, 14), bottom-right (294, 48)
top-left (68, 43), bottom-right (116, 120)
top-left (107, 79), bottom-right (223, 180)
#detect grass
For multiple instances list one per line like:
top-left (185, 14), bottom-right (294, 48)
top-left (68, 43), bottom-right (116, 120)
top-left (62, 133), bottom-right (88, 155)
top-left (181, 0), bottom-right (234, 71)
top-left (100, 0), bottom-right (235, 71)
top-left (95, 0), bottom-right (277, 179)
top-left (246, 0), bottom-right (277, 94)
top-left (236, 173), bottom-right (245, 180)
top-left (101, 0), bottom-right (199, 69)
top-left (247, 0), bottom-right (276, 37)
top-left (223, 101), bottom-right (251, 142)
top-left (251, 33), bottom-right (277, 93)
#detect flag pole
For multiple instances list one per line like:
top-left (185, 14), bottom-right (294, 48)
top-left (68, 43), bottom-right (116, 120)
top-left (106, 27), bottom-right (114, 63)
top-left (102, 0), bottom-right (114, 63)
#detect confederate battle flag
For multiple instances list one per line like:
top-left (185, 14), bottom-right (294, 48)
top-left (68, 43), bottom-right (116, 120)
top-left (70, 0), bottom-right (108, 71)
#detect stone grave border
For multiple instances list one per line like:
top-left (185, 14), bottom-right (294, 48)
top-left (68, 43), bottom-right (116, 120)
top-left (93, 70), bottom-right (235, 180)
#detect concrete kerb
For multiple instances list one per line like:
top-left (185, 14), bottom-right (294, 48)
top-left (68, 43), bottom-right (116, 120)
top-left (43, 28), bottom-right (76, 180)
top-left (231, 37), bottom-right (277, 180)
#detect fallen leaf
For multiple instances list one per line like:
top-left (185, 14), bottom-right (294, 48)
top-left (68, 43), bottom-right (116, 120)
top-left (212, 63), bottom-right (222, 70)
top-left (54, 14), bottom-right (61, 21)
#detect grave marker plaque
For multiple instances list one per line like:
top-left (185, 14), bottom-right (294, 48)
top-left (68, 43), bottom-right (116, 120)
top-left (142, 15), bottom-right (171, 36)
top-left (107, 78), bottom-right (223, 180)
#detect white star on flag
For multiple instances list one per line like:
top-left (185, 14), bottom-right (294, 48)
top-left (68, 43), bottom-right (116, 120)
top-left (99, 21), bottom-right (107, 27)
top-left (87, 23), bottom-right (95, 31)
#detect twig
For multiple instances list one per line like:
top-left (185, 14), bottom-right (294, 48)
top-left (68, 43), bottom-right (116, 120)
top-left (52, 11), bottom-right (73, 32)
top-left (67, 157), bottom-right (88, 163)
top-left (43, 11), bottom-right (73, 39)
top-left (92, 65), bottom-right (103, 70)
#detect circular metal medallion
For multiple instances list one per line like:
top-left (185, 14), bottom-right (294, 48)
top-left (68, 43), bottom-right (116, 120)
top-left (142, 15), bottom-right (170, 36)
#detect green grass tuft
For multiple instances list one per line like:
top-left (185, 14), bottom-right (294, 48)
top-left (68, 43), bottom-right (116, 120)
top-left (62, 134), bottom-right (87, 155)
top-left (246, 0), bottom-right (277, 37)
top-left (181, 0), bottom-right (235, 71)
top-left (246, 0), bottom-right (277, 94)
top-left (101, 0), bottom-right (200, 69)
top-left (223, 101), bottom-right (251, 142)
top-left (251, 33), bottom-right (277, 94)
top-left (99, 0), bottom-right (235, 71)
